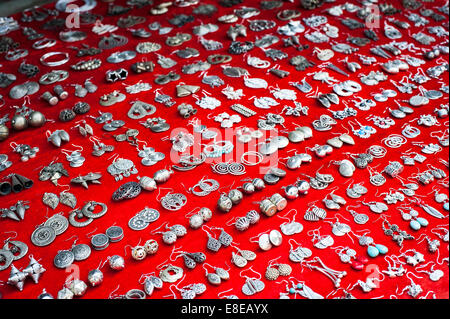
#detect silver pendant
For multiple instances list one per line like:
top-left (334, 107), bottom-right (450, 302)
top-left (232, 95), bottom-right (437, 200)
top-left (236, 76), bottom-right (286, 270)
top-left (44, 214), bottom-right (69, 235)
top-left (71, 244), bottom-right (91, 261)
top-left (31, 225), bottom-right (56, 247)
top-left (54, 250), bottom-right (75, 269)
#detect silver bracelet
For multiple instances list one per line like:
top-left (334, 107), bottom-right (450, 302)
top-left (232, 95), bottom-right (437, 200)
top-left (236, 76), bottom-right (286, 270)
top-left (32, 38), bottom-right (56, 50)
top-left (40, 51), bottom-right (70, 67)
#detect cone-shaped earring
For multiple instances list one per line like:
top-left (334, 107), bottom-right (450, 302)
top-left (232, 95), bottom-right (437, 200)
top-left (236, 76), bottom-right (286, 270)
top-left (7, 264), bottom-right (28, 291)
top-left (14, 174), bottom-right (33, 189)
top-left (0, 208), bottom-right (20, 221)
top-left (10, 174), bottom-right (23, 193)
top-left (0, 181), bottom-right (12, 195)
top-left (23, 256), bottom-right (46, 284)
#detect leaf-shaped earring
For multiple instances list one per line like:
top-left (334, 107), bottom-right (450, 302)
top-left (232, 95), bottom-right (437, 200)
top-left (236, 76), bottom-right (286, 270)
top-left (42, 192), bottom-right (59, 209)
top-left (59, 190), bottom-right (77, 209)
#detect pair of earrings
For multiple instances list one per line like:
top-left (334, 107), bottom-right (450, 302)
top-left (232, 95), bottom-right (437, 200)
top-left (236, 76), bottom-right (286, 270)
top-left (72, 78), bottom-right (97, 98)
top-left (227, 210), bottom-right (260, 232)
top-left (202, 225), bottom-right (233, 252)
top-left (152, 222), bottom-right (187, 245)
top-left (170, 246), bottom-right (206, 270)
top-left (240, 267), bottom-right (265, 296)
top-left (322, 189), bottom-right (347, 209)
top-left (281, 280), bottom-right (324, 299)
top-left (417, 234), bottom-right (440, 253)
top-left (326, 133), bottom-right (355, 149)
top-left (288, 239), bottom-right (312, 263)
top-left (348, 120), bottom-right (377, 139)
top-left (139, 273), bottom-right (163, 296)
top-left (231, 246), bottom-right (257, 268)
top-left (53, 237), bottom-right (92, 269)
top-left (264, 257), bottom-right (292, 280)
top-left (186, 207), bottom-right (213, 229)
top-left (397, 206), bottom-right (429, 231)
top-left (10, 142), bottom-right (39, 162)
top-left (42, 188), bottom-right (77, 210)
top-left (302, 170), bottom-right (334, 190)
top-left (0, 233), bottom-right (28, 270)
top-left (250, 229), bottom-right (283, 251)
top-left (281, 151), bottom-right (312, 170)
top-left (353, 231), bottom-right (388, 258)
top-left (277, 209), bottom-right (304, 235)
top-left (415, 262), bottom-right (444, 282)
top-left (6, 256), bottom-right (45, 291)
top-left (301, 257), bottom-right (347, 288)
top-left (89, 136), bottom-right (114, 157)
top-left (308, 228), bottom-right (334, 249)
top-left (40, 85), bottom-right (69, 105)
top-left (203, 263), bottom-right (230, 285)
top-left (61, 145), bottom-right (85, 168)
top-left (360, 200), bottom-right (389, 214)
top-left (329, 159), bottom-right (356, 178)
top-left (345, 181), bottom-right (368, 198)
top-left (334, 246), bottom-right (368, 271)
top-left (382, 219), bottom-right (415, 247)
top-left (46, 129), bottom-right (70, 147)
top-left (325, 217), bottom-right (352, 237)
top-left (382, 255), bottom-right (407, 278)
top-left (0, 200), bottom-right (30, 221)
top-left (401, 249), bottom-right (425, 266)
top-left (125, 239), bottom-right (159, 261)
top-left (73, 120), bottom-right (94, 137)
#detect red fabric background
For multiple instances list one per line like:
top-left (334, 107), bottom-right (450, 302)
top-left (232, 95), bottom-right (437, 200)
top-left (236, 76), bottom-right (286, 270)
top-left (0, 0), bottom-right (448, 299)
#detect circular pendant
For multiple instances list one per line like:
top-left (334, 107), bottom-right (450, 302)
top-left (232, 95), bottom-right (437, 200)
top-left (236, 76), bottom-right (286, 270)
top-left (72, 244), bottom-right (91, 261)
top-left (44, 214), bottom-right (69, 235)
top-left (31, 226), bottom-right (56, 247)
top-left (136, 208), bottom-right (160, 222)
top-left (91, 233), bottom-right (109, 250)
top-left (128, 216), bottom-right (150, 231)
top-left (54, 250), bottom-right (75, 268)
top-left (106, 226), bottom-right (124, 242)
top-left (269, 230), bottom-right (283, 246)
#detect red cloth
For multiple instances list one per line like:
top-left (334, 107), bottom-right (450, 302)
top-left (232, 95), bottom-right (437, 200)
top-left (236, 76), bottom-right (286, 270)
top-left (0, 0), bottom-right (448, 299)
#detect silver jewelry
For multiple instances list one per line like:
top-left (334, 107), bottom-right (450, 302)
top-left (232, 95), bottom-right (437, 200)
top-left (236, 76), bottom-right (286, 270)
top-left (40, 52), bottom-right (70, 67)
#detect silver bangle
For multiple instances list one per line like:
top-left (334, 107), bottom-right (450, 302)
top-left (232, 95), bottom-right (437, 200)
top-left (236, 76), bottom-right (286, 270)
top-left (32, 38), bottom-right (56, 50)
top-left (40, 51), bottom-right (70, 67)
